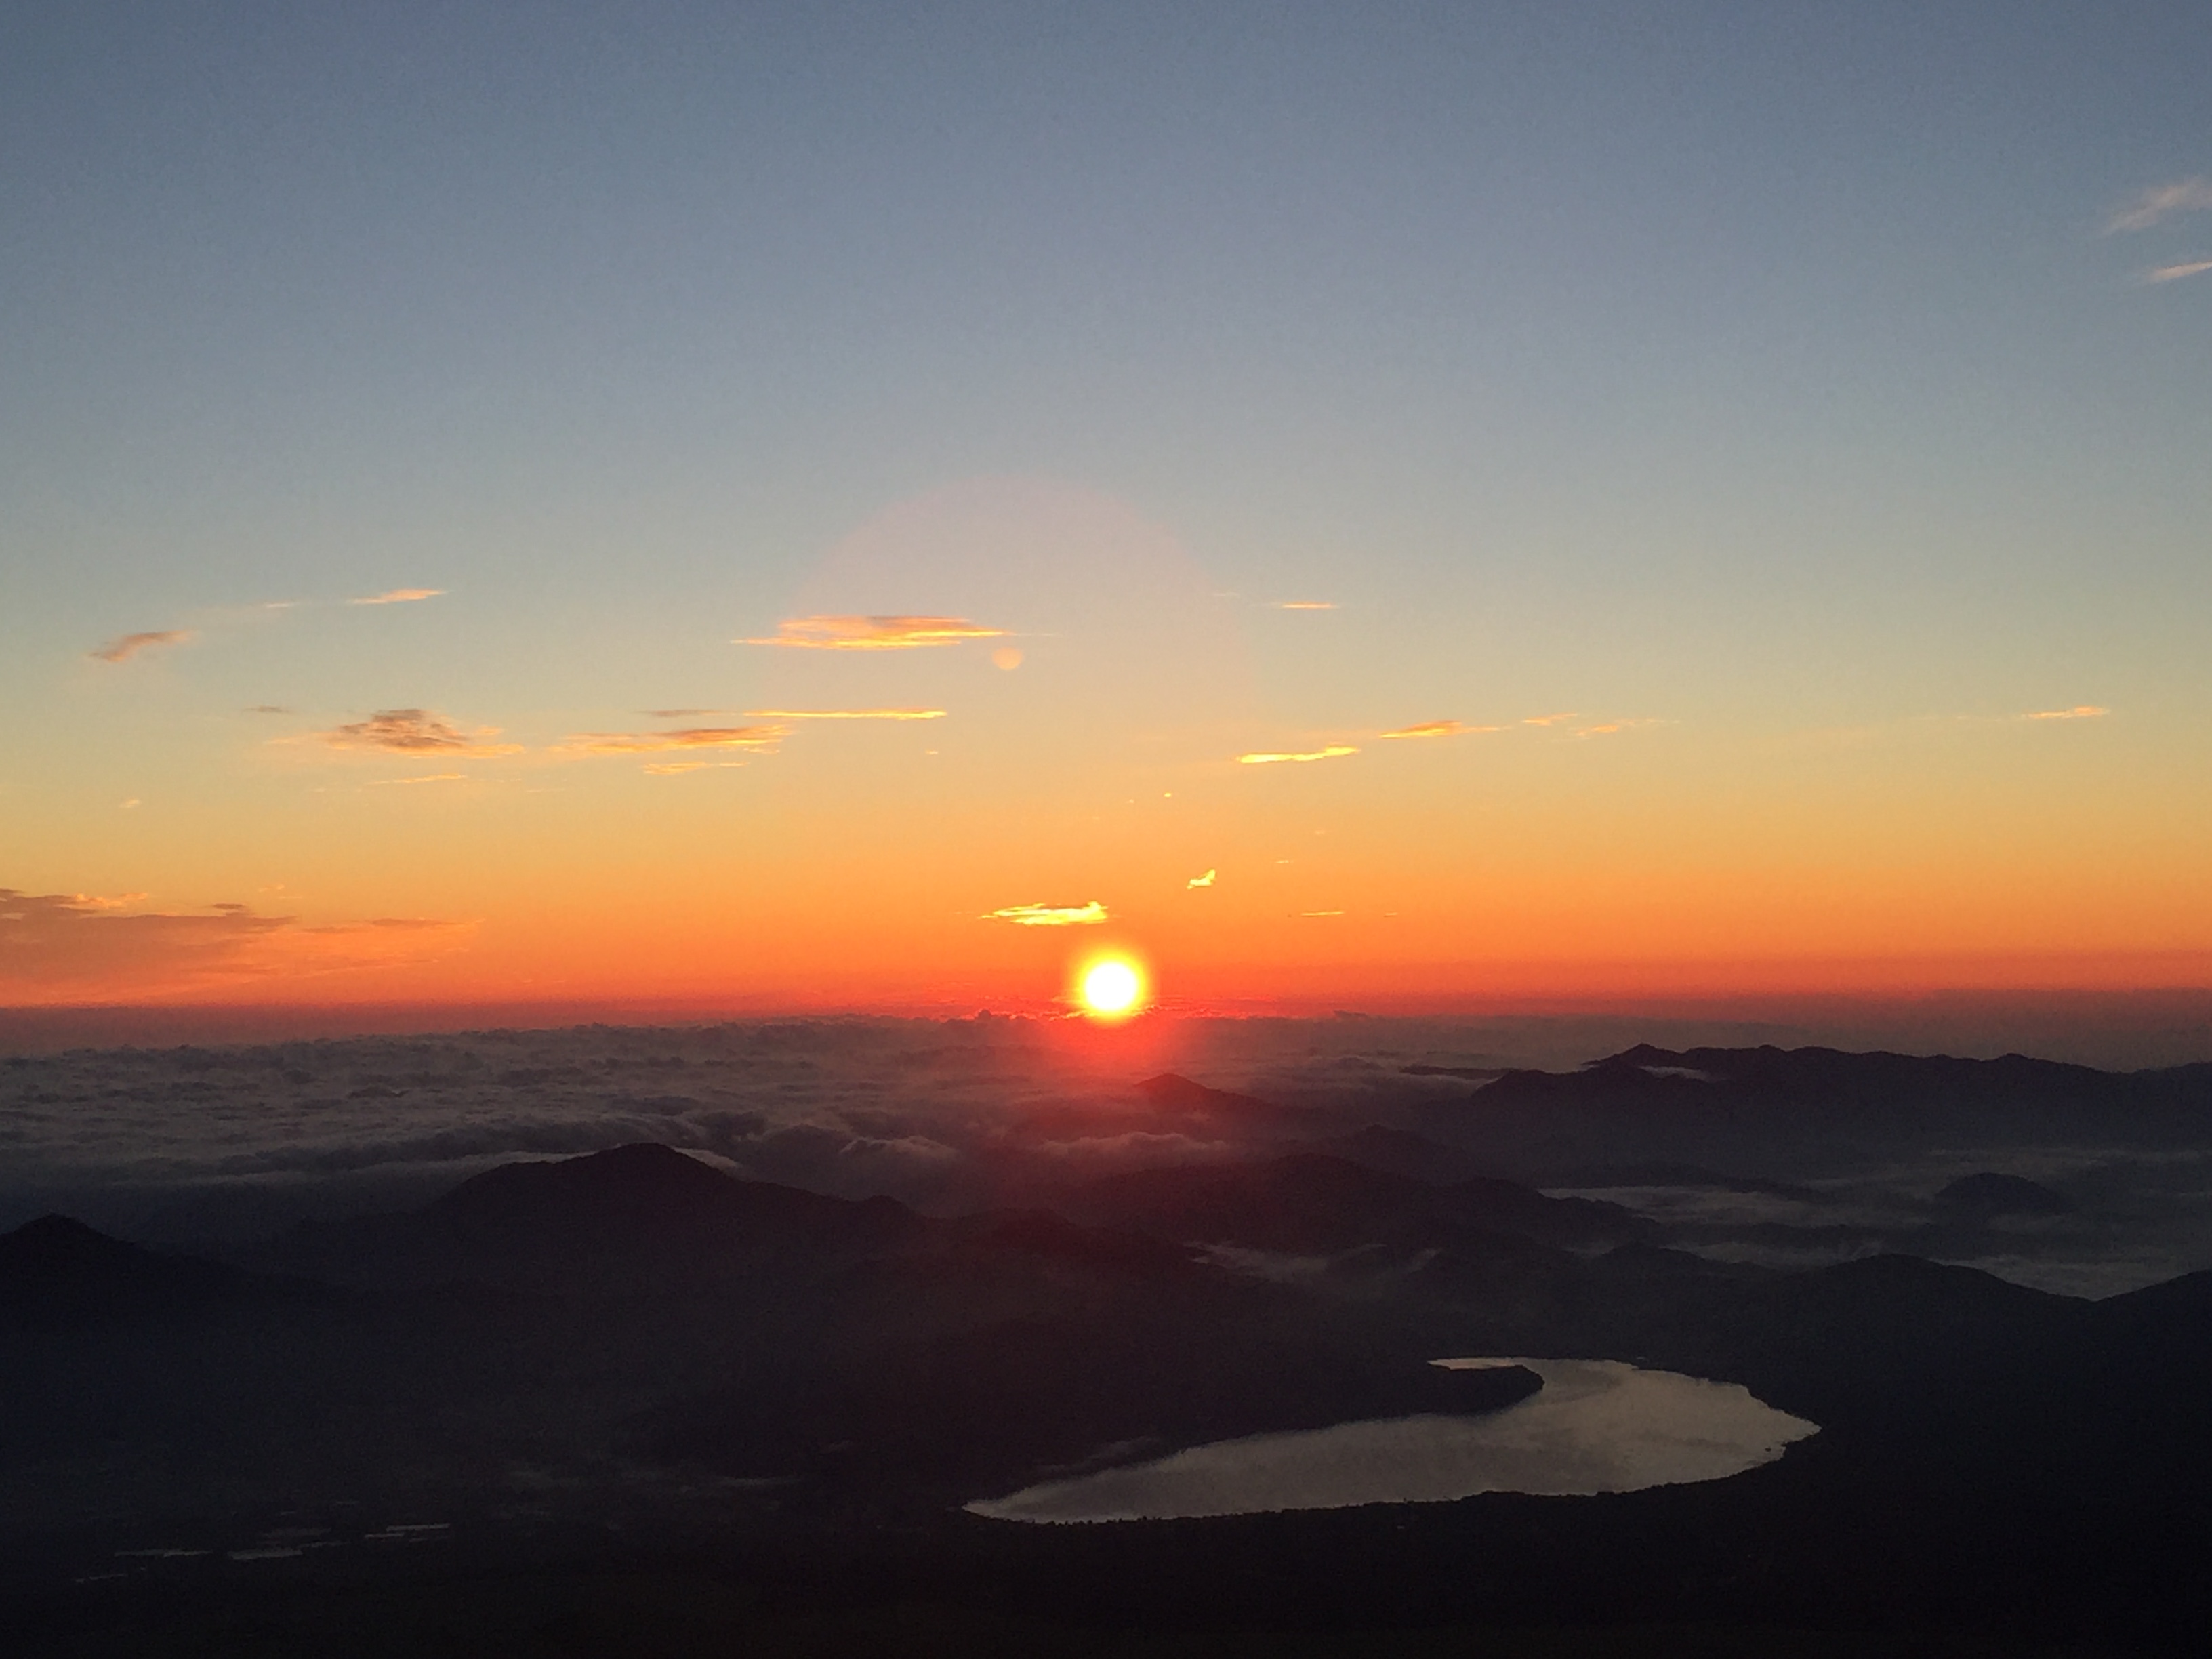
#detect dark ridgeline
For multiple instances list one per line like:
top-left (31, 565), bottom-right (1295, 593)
top-left (1434, 1044), bottom-right (2212, 1181)
top-left (0, 1214), bottom-right (264, 1330)
top-left (1, 1045), bottom-right (2209, 1654)
top-left (1935, 1170), bottom-right (2074, 1217)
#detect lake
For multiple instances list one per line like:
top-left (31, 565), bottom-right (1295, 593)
top-left (968, 1357), bottom-right (1818, 1524)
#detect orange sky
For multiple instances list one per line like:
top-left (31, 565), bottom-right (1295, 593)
top-left (7, 478), bottom-right (2207, 1013)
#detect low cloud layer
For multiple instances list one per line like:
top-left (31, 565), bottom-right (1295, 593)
top-left (2026, 705), bottom-right (2109, 722)
top-left (7, 1015), bottom-right (2200, 1301)
top-left (739, 615), bottom-right (1006, 651)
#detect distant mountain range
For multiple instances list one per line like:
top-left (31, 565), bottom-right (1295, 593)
top-left (5, 1042), bottom-right (2211, 1650)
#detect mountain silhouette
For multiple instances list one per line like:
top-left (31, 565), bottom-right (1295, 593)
top-left (1057, 1151), bottom-right (1641, 1257)
top-left (0, 1214), bottom-right (270, 1330)
top-left (1936, 1171), bottom-right (2072, 1217)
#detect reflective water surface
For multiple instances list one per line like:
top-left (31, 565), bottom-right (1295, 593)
top-left (968, 1358), bottom-right (1818, 1524)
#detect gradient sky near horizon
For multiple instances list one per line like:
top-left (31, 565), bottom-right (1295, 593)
top-left (5, 1), bottom-right (2210, 1012)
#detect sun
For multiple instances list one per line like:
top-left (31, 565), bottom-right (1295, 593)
top-left (1077, 954), bottom-right (1147, 1020)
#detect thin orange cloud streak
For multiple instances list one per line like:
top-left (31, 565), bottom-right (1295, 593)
top-left (565, 726), bottom-right (785, 755)
top-left (739, 615), bottom-right (1006, 650)
top-left (2026, 706), bottom-right (2110, 721)
top-left (89, 630), bottom-right (192, 663)
top-left (1379, 720), bottom-right (1498, 739)
top-left (745, 708), bottom-right (948, 721)
top-left (1572, 718), bottom-right (1660, 738)
top-left (1238, 745), bottom-right (1358, 765)
top-left (348, 588), bottom-right (445, 605)
top-left (1275, 600), bottom-right (1338, 611)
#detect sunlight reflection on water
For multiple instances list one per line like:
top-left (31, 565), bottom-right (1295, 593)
top-left (967, 1358), bottom-right (1818, 1523)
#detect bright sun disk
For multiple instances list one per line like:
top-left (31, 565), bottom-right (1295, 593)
top-left (1080, 956), bottom-right (1145, 1019)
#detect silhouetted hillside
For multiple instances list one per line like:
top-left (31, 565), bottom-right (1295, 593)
top-left (0, 1214), bottom-right (274, 1330)
top-left (1936, 1171), bottom-right (2071, 1216)
top-left (1057, 1152), bottom-right (1643, 1256)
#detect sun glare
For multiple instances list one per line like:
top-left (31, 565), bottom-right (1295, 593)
top-left (1078, 955), bottom-right (1147, 1020)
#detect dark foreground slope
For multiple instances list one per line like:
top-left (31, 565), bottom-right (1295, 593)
top-left (5, 1134), bottom-right (2209, 1654)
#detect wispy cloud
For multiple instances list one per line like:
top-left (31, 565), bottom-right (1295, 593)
top-left (1521, 712), bottom-right (1578, 727)
top-left (739, 615), bottom-right (1006, 651)
top-left (1572, 718), bottom-right (1662, 738)
top-left (564, 725), bottom-right (785, 756)
top-left (1237, 745), bottom-right (1358, 765)
top-left (2146, 259), bottom-right (2212, 284)
top-left (348, 588), bottom-right (445, 606)
top-left (2026, 705), bottom-right (2110, 721)
top-left (365, 773), bottom-right (469, 786)
top-left (320, 709), bottom-right (523, 756)
top-left (1298, 909), bottom-right (1345, 918)
top-left (745, 708), bottom-right (948, 721)
top-left (245, 704), bottom-right (292, 715)
top-left (1187, 869), bottom-right (1217, 889)
top-left (983, 901), bottom-right (1108, 926)
top-left (642, 761), bottom-right (747, 775)
top-left (1379, 720), bottom-right (1497, 740)
top-left (0, 889), bottom-right (290, 997)
top-left (89, 630), bottom-right (192, 663)
top-left (1275, 601), bottom-right (1338, 611)
top-left (2107, 178), bottom-right (2212, 233)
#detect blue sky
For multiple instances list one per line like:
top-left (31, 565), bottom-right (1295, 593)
top-left (3, 2), bottom-right (2208, 1007)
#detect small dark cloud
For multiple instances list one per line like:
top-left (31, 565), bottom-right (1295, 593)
top-left (319, 709), bottom-right (522, 757)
